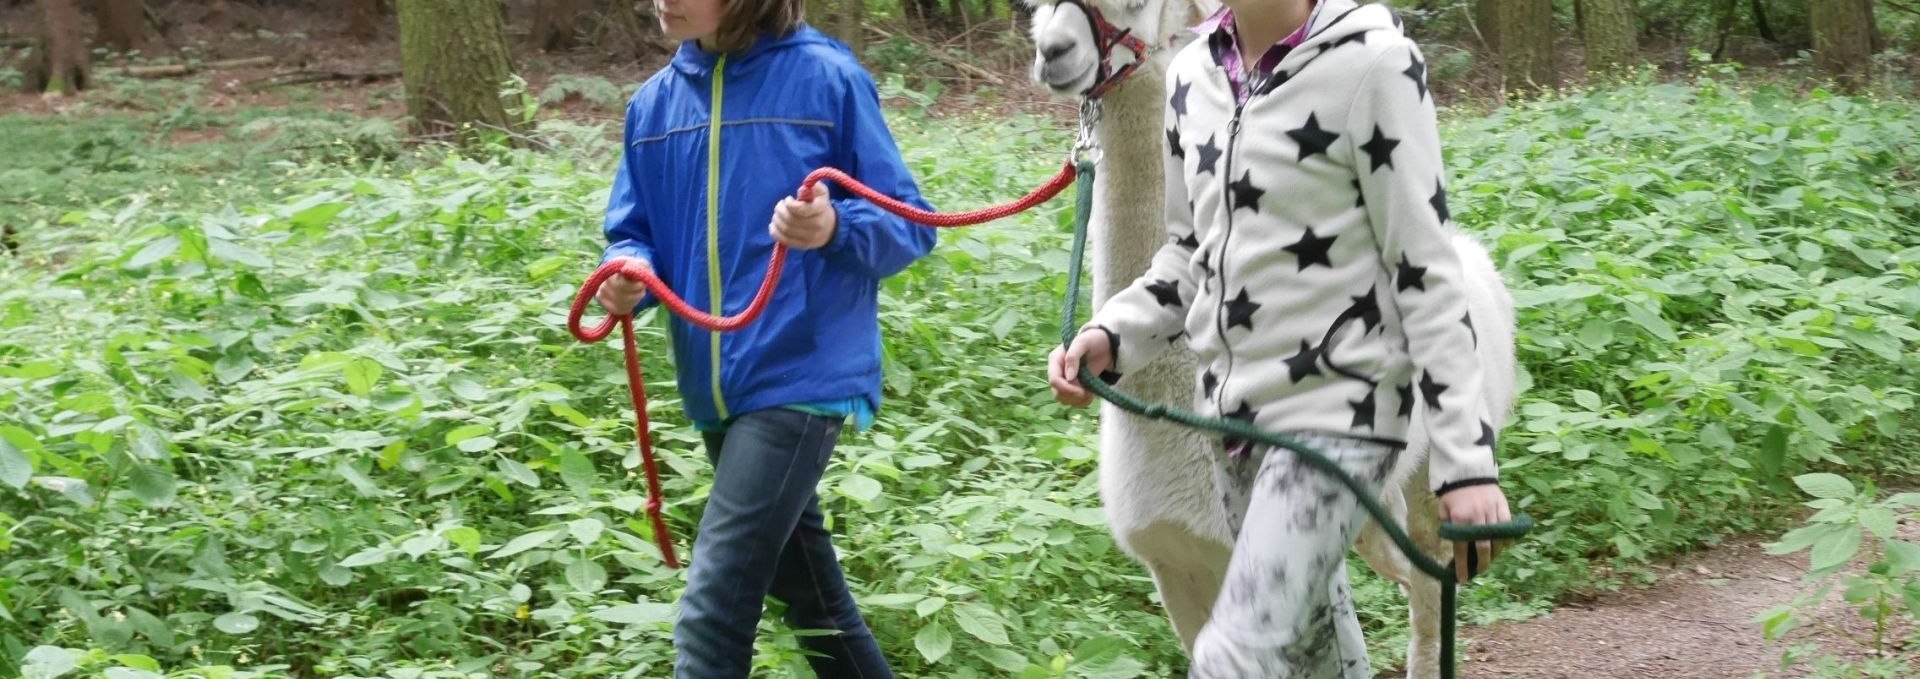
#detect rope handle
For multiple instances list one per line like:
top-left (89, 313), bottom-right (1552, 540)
top-left (1440, 516), bottom-right (1534, 543)
top-left (568, 161), bottom-right (1082, 569)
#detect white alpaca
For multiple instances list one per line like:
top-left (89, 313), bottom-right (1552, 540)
top-left (1024, 1), bottom-right (1519, 677)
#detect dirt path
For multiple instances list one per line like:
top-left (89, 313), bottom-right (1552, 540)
top-left (1459, 523), bottom-right (1918, 678)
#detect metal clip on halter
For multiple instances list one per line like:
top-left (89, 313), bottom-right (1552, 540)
top-left (1072, 98), bottom-right (1104, 167)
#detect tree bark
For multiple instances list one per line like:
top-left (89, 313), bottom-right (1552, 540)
top-left (1750, 0), bottom-right (1777, 42)
top-left (837, 0), bottom-right (865, 59)
top-left (395, 0), bottom-right (521, 142)
top-left (98, 0), bottom-right (148, 52)
top-left (1580, 0), bottom-right (1636, 76)
top-left (1475, 0), bottom-right (1501, 52)
top-left (347, 0), bottom-right (384, 41)
top-left (531, 0), bottom-right (588, 52)
top-left (26, 0), bottom-right (89, 94)
top-left (1488, 0), bottom-right (1555, 96)
top-left (1809, 0), bottom-right (1878, 92)
top-left (207, 0), bottom-right (231, 33)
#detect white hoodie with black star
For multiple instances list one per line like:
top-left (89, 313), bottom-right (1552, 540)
top-left (1088, 0), bottom-right (1500, 494)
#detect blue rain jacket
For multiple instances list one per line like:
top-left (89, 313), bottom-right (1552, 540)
top-left (602, 25), bottom-right (937, 426)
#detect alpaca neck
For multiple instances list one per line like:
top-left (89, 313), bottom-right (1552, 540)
top-left (1090, 63), bottom-right (1168, 304)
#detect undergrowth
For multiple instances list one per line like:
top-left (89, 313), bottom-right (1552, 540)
top-left (1, 72), bottom-right (1916, 678)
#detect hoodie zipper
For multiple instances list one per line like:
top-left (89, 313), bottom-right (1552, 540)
top-left (1212, 98), bottom-right (1246, 421)
top-left (707, 54), bottom-right (730, 421)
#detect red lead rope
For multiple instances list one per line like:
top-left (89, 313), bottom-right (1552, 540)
top-left (566, 161), bottom-right (1079, 568)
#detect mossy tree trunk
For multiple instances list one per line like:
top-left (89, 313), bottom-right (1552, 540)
top-left (396, 0), bottom-right (521, 142)
top-left (1580, 0), bottom-right (1636, 77)
top-left (25, 0), bottom-right (88, 95)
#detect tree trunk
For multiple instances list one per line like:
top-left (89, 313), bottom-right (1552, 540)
top-left (98, 0), bottom-right (148, 52)
top-left (207, 0), bottom-right (231, 33)
top-left (395, 0), bottom-right (520, 142)
top-left (1489, 0), bottom-right (1555, 96)
top-left (347, 0), bottom-right (383, 41)
top-left (837, 0), bottom-right (865, 60)
top-left (608, 0), bottom-right (663, 58)
top-left (531, 0), bottom-right (588, 52)
top-left (1475, 0), bottom-right (1501, 53)
top-left (946, 0), bottom-right (968, 28)
top-left (1580, 0), bottom-right (1635, 76)
top-left (1809, 0), bottom-right (1878, 92)
top-left (1750, 0), bottom-right (1777, 42)
top-left (26, 0), bottom-right (89, 94)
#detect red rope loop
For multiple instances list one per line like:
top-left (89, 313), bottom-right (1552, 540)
top-left (566, 162), bottom-right (1078, 569)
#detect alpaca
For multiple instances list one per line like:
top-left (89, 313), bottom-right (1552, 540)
top-left (1024, 1), bottom-right (1520, 676)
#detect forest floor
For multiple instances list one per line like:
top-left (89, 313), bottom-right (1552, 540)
top-left (6, 6), bottom-right (1919, 679)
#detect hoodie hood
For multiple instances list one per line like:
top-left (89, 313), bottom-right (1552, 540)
top-left (669, 23), bottom-right (841, 78)
top-left (1268, 0), bottom-right (1405, 74)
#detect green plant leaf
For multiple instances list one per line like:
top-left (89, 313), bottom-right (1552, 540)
top-left (953, 603), bottom-right (1010, 645)
top-left (21, 646), bottom-right (79, 679)
top-left (338, 547), bottom-right (392, 568)
top-left (1884, 540), bottom-right (1920, 575)
top-left (840, 474), bottom-right (883, 504)
top-left (1858, 507), bottom-right (1898, 539)
top-left (586, 603), bottom-right (671, 625)
top-left (444, 425), bottom-right (491, 447)
top-left (0, 436), bottom-right (32, 489)
top-left (565, 558), bottom-right (607, 593)
top-left (497, 458), bottom-right (540, 487)
top-left (568, 518), bottom-right (604, 545)
top-left (344, 357), bottom-right (383, 397)
top-left (1810, 527), bottom-right (1862, 572)
top-left (864, 593), bottom-right (924, 609)
top-left (443, 527), bottom-right (481, 555)
top-left (914, 622), bottom-right (953, 663)
top-left (213, 612), bottom-right (260, 634)
top-left (1793, 473), bottom-right (1855, 500)
top-left (490, 529), bottom-right (562, 559)
top-left (126, 464), bottom-right (176, 506)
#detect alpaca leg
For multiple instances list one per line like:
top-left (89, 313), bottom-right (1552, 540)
top-left (1123, 521), bottom-right (1233, 651)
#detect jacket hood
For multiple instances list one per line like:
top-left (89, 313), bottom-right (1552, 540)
top-left (1274, 0), bottom-right (1404, 71)
top-left (668, 23), bottom-right (841, 78)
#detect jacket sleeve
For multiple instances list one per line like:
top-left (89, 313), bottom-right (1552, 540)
top-left (602, 99), bottom-right (659, 312)
top-left (1085, 73), bottom-right (1198, 377)
top-left (820, 68), bottom-right (939, 279)
top-left (1348, 40), bottom-right (1500, 494)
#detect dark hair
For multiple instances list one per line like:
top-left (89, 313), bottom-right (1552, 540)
top-left (710, 0), bottom-right (805, 53)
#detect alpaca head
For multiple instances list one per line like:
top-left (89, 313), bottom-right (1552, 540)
top-left (1024, 0), bottom-right (1214, 97)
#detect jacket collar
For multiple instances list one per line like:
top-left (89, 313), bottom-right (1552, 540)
top-left (668, 23), bottom-right (826, 78)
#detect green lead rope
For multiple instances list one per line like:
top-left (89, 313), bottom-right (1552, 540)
top-left (1056, 161), bottom-right (1535, 679)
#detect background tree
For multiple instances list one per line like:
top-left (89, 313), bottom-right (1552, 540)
top-left (347, 0), bottom-right (388, 41)
top-left (1485, 0), bottom-right (1556, 96)
top-left (1580, 0), bottom-right (1636, 76)
top-left (531, 0), bottom-right (588, 52)
top-left (97, 0), bottom-right (149, 53)
top-left (24, 0), bottom-right (88, 94)
top-left (1810, 0), bottom-right (1881, 91)
top-left (395, 0), bottom-right (521, 141)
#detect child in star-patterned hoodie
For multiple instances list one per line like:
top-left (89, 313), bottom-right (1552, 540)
top-left (1048, 0), bottom-right (1512, 675)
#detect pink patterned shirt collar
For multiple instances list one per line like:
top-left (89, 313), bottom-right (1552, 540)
top-left (1193, 2), bottom-right (1320, 103)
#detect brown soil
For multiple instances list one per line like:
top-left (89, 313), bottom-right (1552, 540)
top-left (1461, 522), bottom-right (1920, 678)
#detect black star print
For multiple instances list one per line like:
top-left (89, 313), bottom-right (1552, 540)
top-left (1254, 69), bottom-right (1291, 96)
top-left (1429, 180), bottom-right (1451, 224)
top-left (1228, 170), bottom-right (1265, 213)
top-left (1167, 127), bottom-right (1184, 160)
top-left (1418, 370), bottom-right (1449, 411)
top-left (1202, 369), bottom-right (1219, 397)
top-left (1331, 32), bottom-right (1368, 50)
top-left (1391, 11), bottom-right (1404, 29)
top-left (1349, 391), bottom-right (1376, 430)
top-left (1347, 287), bottom-right (1382, 332)
top-left (1283, 227), bottom-right (1337, 271)
top-left (1360, 125), bottom-right (1400, 173)
top-left (1283, 340), bottom-right (1324, 382)
top-left (1475, 420), bottom-right (1497, 448)
top-left (1396, 254), bottom-right (1428, 292)
top-left (1462, 312), bottom-right (1477, 347)
top-left (1146, 279), bottom-right (1182, 308)
top-left (1352, 178), bottom-right (1365, 208)
top-left (1225, 288), bottom-right (1261, 331)
top-left (1286, 113), bottom-right (1340, 161)
top-left (1403, 51), bottom-right (1429, 102)
top-left (1175, 231), bottom-right (1199, 250)
top-left (1170, 78), bottom-right (1192, 119)
top-left (1397, 382), bottom-right (1414, 418)
top-left (1226, 400), bottom-right (1259, 426)
top-left (1195, 134), bottom-right (1223, 176)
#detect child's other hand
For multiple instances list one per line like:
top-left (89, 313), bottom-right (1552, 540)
top-left (1439, 484), bottom-right (1513, 583)
top-left (596, 257), bottom-right (654, 315)
top-left (771, 183), bottom-right (838, 249)
top-left (1048, 329), bottom-right (1112, 408)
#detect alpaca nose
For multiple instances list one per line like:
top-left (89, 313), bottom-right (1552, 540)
top-left (1041, 40), bottom-right (1073, 62)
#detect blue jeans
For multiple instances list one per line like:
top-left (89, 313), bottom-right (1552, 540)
top-left (673, 408), bottom-right (893, 679)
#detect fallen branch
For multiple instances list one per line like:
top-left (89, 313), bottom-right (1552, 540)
top-left (246, 69), bottom-right (400, 91)
top-left (123, 56), bottom-right (274, 78)
top-left (865, 25), bottom-right (1006, 85)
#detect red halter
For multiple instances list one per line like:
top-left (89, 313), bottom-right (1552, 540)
top-left (1056, 0), bottom-right (1153, 100)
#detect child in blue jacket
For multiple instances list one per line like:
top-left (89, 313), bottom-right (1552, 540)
top-left (594, 0), bottom-right (935, 674)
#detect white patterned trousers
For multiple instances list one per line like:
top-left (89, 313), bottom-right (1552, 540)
top-left (1189, 432), bottom-right (1402, 679)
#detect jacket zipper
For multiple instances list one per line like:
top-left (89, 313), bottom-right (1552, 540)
top-left (707, 55), bottom-right (730, 421)
top-left (1212, 99), bottom-right (1246, 420)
